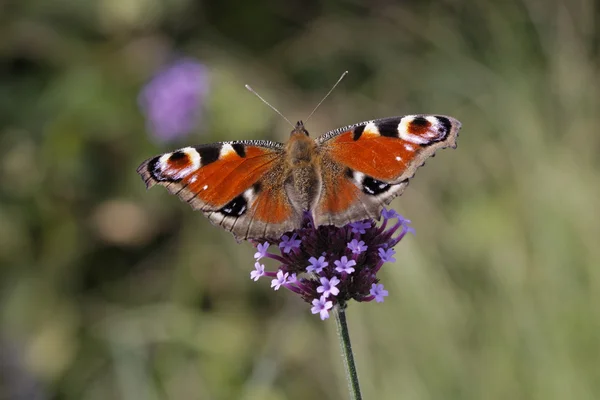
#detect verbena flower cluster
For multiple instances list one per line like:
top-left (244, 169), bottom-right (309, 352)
top-left (250, 208), bottom-right (414, 320)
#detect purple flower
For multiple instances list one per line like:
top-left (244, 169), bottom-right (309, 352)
top-left (381, 207), bottom-right (400, 220)
top-left (378, 248), bottom-right (396, 263)
top-left (139, 58), bottom-right (209, 142)
top-left (307, 256), bottom-right (328, 273)
top-left (288, 273), bottom-right (298, 284)
top-left (317, 276), bottom-right (340, 298)
top-left (311, 296), bottom-right (333, 320)
top-left (347, 239), bottom-right (367, 255)
top-left (250, 262), bottom-right (265, 281)
top-left (246, 208), bottom-right (411, 320)
top-left (279, 233), bottom-right (301, 254)
top-left (254, 242), bottom-right (270, 260)
top-left (401, 218), bottom-right (416, 235)
top-left (334, 256), bottom-right (356, 274)
top-left (370, 283), bottom-right (389, 303)
top-left (349, 221), bottom-right (371, 234)
top-left (271, 270), bottom-right (289, 290)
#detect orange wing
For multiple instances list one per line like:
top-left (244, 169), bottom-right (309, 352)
top-left (137, 141), bottom-right (300, 240)
top-left (314, 115), bottom-right (461, 226)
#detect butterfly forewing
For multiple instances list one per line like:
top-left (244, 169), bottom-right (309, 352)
top-left (317, 115), bottom-right (460, 183)
top-left (137, 140), bottom-right (302, 240)
top-left (314, 115), bottom-right (460, 226)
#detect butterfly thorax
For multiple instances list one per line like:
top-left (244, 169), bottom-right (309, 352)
top-left (284, 125), bottom-right (322, 213)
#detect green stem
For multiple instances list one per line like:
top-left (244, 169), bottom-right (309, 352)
top-left (334, 305), bottom-right (363, 400)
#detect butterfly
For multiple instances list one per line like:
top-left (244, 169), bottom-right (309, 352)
top-left (137, 115), bottom-right (461, 241)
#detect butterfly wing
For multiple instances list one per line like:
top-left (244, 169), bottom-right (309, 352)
top-left (315, 115), bottom-right (461, 226)
top-left (137, 141), bottom-right (302, 240)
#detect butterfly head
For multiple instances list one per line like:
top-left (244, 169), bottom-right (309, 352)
top-left (291, 120), bottom-right (310, 137)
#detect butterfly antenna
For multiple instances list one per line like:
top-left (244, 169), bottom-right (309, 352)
top-left (245, 84), bottom-right (295, 128)
top-left (305, 70), bottom-right (348, 124)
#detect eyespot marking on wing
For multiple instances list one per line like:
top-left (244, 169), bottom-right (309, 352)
top-left (398, 115), bottom-right (453, 146)
top-left (219, 143), bottom-right (236, 158)
top-left (362, 176), bottom-right (391, 195)
top-left (219, 194), bottom-right (247, 217)
top-left (347, 168), bottom-right (392, 196)
top-left (152, 147), bottom-right (201, 182)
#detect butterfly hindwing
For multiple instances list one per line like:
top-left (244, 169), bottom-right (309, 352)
top-left (315, 115), bottom-right (460, 224)
top-left (137, 141), bottom-right (301, 240)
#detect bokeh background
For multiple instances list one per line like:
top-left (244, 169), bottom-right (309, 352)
top-left (1, 0), bottom-right (599, 399)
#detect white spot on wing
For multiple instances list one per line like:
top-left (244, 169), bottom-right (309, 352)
top-left (243, 187), bottom-right (256, 203)
top-left (352, 171), bottom-right (366, 186)
top-left (189, 176), bottom-right (197, 183)
top-left (220, 143), bottom-right (236, 158)
top-left (425, 116), bottom-right (438, 125)
top-left (363, 121), bottom-right (380, 136)
top-left (203, 185), bottom-right (208, 190)
top-left (404, 143), bottom-right (415, 151)
top-left (395, 156), bottom-right (402, 161)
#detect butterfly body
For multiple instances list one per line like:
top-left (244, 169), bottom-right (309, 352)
top-left (284, 123), bottom-right (323, 214)
top-left (138, 115), bottom-right (461, 240)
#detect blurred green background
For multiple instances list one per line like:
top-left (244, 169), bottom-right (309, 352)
top-left (1, 0), bottom-right (599, 399)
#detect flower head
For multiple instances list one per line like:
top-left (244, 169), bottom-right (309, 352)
top-left (271, 270), bottom-right (289, 290)
top-left (139, 58), bottom-right (209, 142)
top-left (317, 276), bottom-right (340, 298)
top-left (250, 262), bottom-right (265, 281)
top-left (288, 273), bottom-right (298, 284)
top-left (311, 296), bottom-right (333, 320)
top-left (334, 256), bottom-right (356, 275)
top-left (347, 239), bottom-right (367, 255)
top-left (370, 283), bottom-right (389, 303)
top-left (307, 256), bottom-right (329, 273)
top-left (349, 221), bottom-right (371, 234)
top-left (381, 207), bottom-right (400, 221)
top-left (279, 233), bottom-right (301, 254)
top-left (249, 209), bottom-right (413, 320)
top-left (378, 247), bottom-right (396, 263)
top-left (254, 242), bottom-right (270, 260)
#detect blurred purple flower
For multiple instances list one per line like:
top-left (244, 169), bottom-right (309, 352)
top-left (249, 207), bottom-right (414, 320)
top-left (139, 58), bottom-right (209, 142)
